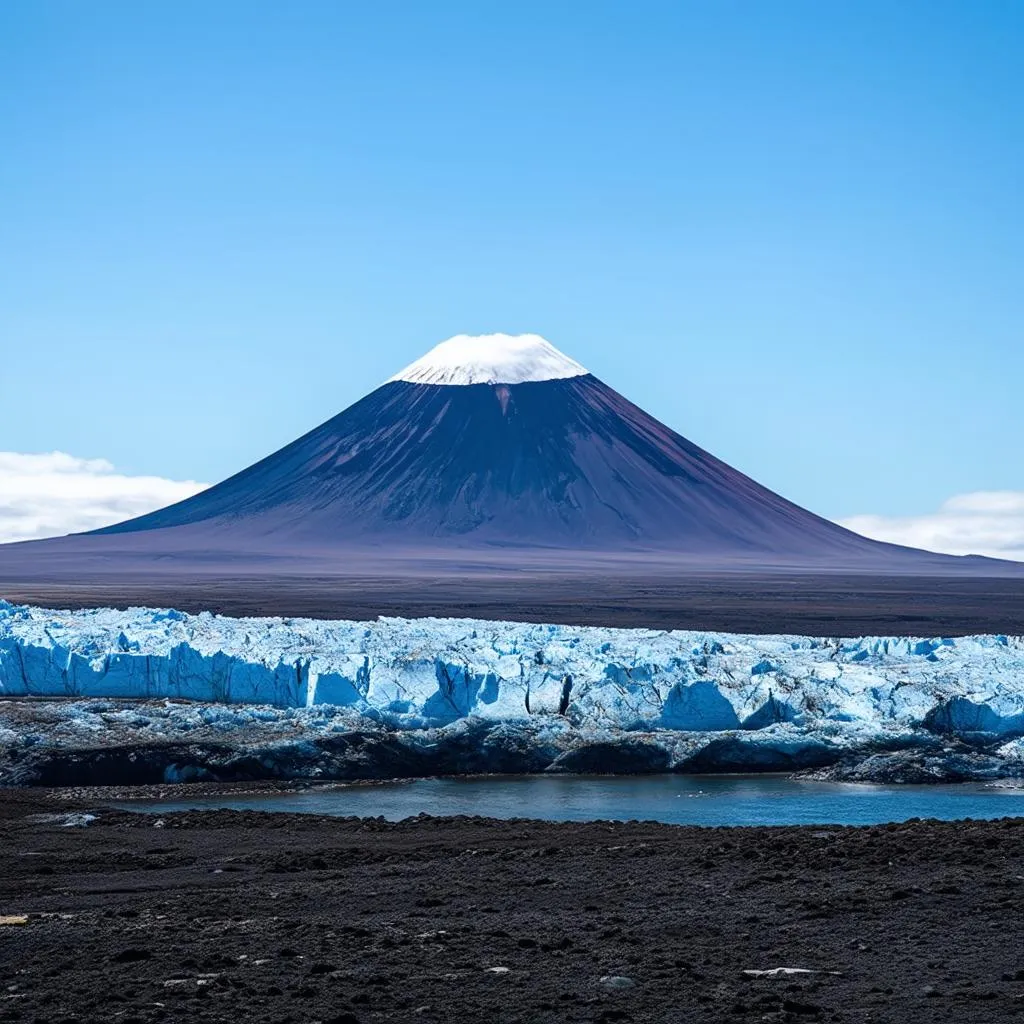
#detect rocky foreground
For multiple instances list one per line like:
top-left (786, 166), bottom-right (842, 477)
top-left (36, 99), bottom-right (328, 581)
top-left (2, 790), bottom-right (1024, 1023)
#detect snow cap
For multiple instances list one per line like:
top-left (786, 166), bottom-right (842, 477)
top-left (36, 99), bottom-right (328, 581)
top-left (388, 333), bottom-right (589, 386)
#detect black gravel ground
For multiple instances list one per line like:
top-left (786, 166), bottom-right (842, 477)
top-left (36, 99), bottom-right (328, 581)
top-left (5, 570), bottom-right (1024, 635)
top-left (3, 790), bottom-right (1024, 1023)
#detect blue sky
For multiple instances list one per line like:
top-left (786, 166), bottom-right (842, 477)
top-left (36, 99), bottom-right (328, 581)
top-left (1, 1), bottom-right (1022, 551)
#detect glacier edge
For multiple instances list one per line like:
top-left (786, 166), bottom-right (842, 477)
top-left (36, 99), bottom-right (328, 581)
top-left (2, 600), bottom-right (1024, 785)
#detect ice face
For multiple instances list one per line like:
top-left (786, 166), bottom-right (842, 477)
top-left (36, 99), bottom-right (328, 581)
top-left (2, 600), bottom-right (1023, 746)
top-left (386, 333), bottom-right (589, 386)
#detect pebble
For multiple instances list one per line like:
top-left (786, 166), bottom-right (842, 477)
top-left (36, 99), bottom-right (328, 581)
top-left (744, 967), bottom-right (842, 978)
top-left (600, 975), bottom-right (636, 989)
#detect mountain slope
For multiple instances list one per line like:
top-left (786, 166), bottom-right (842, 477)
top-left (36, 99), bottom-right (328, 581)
top-left (93, 374), bottom-right (885, 557)
top-left (0, 333), bottom-right (1011, 572)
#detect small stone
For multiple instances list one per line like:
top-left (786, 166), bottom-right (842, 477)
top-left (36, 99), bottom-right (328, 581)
top-left (111, 948), bottom-right (152, 964)
top-left (600, 975), bottom-right (637, 989)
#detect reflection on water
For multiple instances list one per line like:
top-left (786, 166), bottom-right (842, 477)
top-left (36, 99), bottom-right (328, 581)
top-left (114, 773), bottom-right (1024, 827)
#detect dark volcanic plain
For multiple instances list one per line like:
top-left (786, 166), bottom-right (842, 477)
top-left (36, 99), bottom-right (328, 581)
top-left (4, 570), bottom-right (1024, 635)
top-left (3, 790), bottom-right (1024, 1024)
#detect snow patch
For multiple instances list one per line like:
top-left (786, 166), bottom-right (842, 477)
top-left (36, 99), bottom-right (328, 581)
top-left (387, 333), bottom-right (589, 386)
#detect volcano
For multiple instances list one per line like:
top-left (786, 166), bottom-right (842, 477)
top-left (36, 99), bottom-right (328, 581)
top-left (0, 334), bottom-right (1012, 589)
top-left (76, 333), bottom-right (898, 560)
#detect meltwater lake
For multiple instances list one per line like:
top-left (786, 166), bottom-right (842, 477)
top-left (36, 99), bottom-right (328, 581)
top-left (116, 774), bottom-right (1024, 827)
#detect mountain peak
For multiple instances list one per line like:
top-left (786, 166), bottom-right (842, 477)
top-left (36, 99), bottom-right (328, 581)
top-left (387, 333), bottom-right (589, 386)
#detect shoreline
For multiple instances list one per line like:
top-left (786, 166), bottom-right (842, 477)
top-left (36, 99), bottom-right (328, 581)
top-left (9, 770), bottom-right (1024, 836)
top-left (21, 768), bottom-right (1024, 800)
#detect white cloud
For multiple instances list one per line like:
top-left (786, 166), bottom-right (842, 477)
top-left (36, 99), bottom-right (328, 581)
top-left (0, 451), bottom-right (208, 544)
top-left (840, 491), bottom-right (1024, 562)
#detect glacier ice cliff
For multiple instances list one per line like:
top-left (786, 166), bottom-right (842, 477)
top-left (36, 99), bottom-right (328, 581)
top-left (2, 600), bottom-right (1024, 785)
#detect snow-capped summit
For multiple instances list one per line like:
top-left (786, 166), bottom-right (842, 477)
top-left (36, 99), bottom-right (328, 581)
top-left (388, 333), bottom-right (588, 386)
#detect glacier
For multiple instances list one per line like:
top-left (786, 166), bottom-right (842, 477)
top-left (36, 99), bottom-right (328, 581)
top-left (2, 599), bottom-right (1024, 786)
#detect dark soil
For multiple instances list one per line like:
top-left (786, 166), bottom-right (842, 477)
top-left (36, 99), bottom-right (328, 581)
top-left (5, 571), bottom-right (1024, 635)
top-left (3, 790), bottom-right (1024, 1022)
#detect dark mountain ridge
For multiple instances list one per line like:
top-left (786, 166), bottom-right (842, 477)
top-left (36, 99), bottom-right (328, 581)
top-left (0, 334), bottom-right (1016, 583)
top-left (93, 374), bottom-right (884, 556)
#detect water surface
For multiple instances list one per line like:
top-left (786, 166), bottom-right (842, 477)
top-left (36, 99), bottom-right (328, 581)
top-left (115, 774), bottom-right (1024, 827)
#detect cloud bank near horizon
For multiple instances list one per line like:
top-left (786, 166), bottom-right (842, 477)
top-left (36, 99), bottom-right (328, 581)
top-left (0, 452), bottom-right (208, 545)
top-left (840, 492), bottom-right (1024, 563)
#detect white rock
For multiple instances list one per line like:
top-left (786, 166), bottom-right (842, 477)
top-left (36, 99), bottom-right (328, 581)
top-left (743, 967), bottom-right (842, 977)
top-left (600, 975), bottom-right (636, 988)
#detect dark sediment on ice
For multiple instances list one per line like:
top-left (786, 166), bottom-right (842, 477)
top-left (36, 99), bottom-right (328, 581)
top-left (3, 789), bottom-right (1024, 1023)
top-left (5, 698), bottom-right (1024, 788)
top-left (8, 737), bottom-right (1021, 788)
